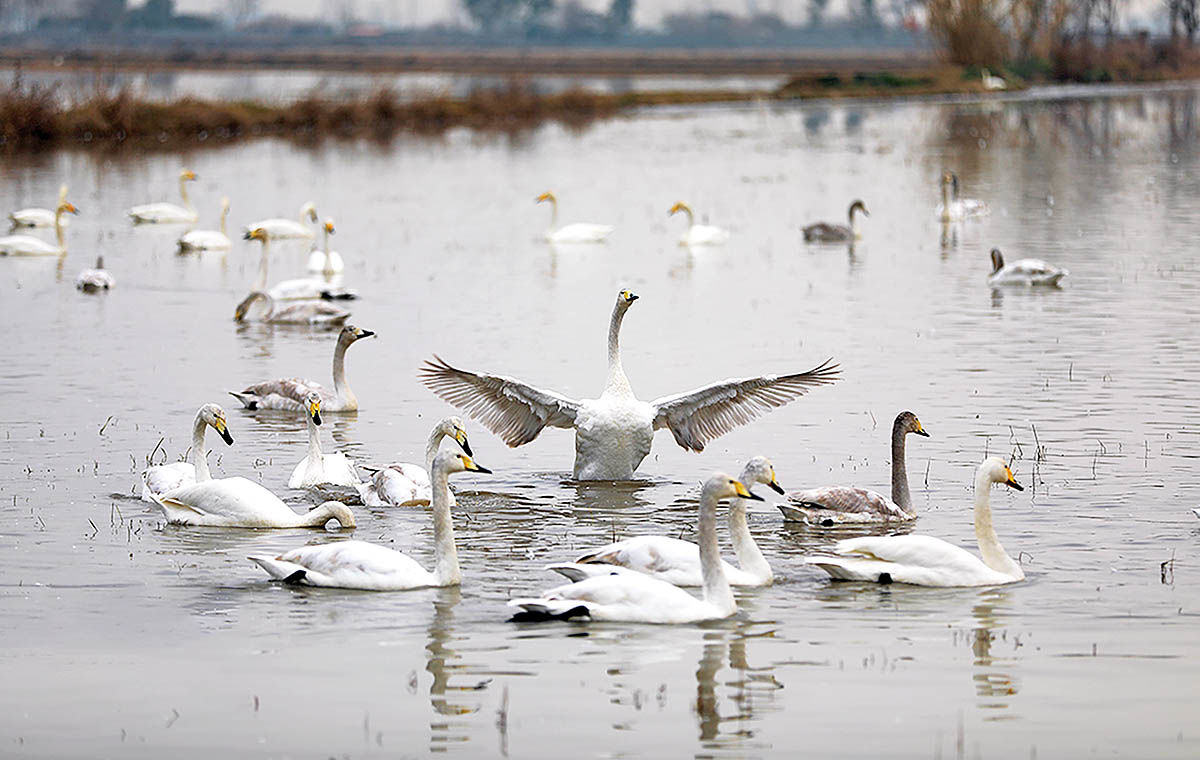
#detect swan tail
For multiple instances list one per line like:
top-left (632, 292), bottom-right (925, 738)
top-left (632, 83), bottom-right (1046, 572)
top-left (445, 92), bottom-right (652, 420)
top-left (543, 563), bottom-right (619, 582)
top-left (507, 598), bottom-right (592, 623)
top-left (228, 391), bottom-right (259, 410)
top-left (319, 289), bottom-right (359, 301)
top-left (248, 554), bottom-right (308, 583)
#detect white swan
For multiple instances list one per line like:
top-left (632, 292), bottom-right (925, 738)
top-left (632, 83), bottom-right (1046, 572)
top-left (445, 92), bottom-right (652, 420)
top-left (802, 200), bottom-right (868, 243)
top-left (178, 197), bottom-right (231, 252)
top-left (230, 324), bottom-right (375, 413)
top-left (936, 171), bottom-right (990, 221)
top-left (779, 411), bottom-right (929, 525)
top-left (982, 69), bottom-right (1007, 91)
top-left (987, 248), bottom-right (1067, 287)
top-left (546, 456), bottom-right (784, 587)
top-left (357, 417), bottom-right (472, 507)
top-left (805, 457), bottom-right (1026, 587)
top-left (234, 290), bottom-right (350, 326)
top-left (9, 184), bottom-right (70, 230)
top-left (128, 168), bottom-right (198, 224)
top-left (536, 191), bottom-right (613, 243)
top-left (288, 392), bottom-right (359, 489)
top-left (76, 256), bottom-right (114, 292)
top-left (140, 403), bottom-right (235, 502)
top-left (0, 200), bottom-right (77, 256)
top-left (243, 226), bottom-right (356, 301)
top-left (306, 219), bottom-right (344, 275)
top-left (420, 289), bottom-right (839, 480)
top-left (246, 202), bottom-right (318, 240)
top-left (668, 202), bottom-right (729, 246)
top-left (508, 473), bottom-right (761, 623)
top-left (250, 451), bottom-right (490, 589)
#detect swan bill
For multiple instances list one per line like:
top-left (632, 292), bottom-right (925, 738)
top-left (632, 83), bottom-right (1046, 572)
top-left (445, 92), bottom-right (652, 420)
top-left (455, 429), bottom-right (473, 457)
top-left (213, 418), bottom-right (234, 446)
top-left (1003, 467), bottom-right (1023, 491)
top-left (767, 480), bottom-right (785, 495)
top-left (461, 455), bottom-right (492, 474)
top-left (733, 479), bottom-right (762, 501)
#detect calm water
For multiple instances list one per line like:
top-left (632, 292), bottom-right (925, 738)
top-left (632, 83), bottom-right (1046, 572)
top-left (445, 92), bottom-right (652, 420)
top-left (2, 83), bottom-right (1200, 758)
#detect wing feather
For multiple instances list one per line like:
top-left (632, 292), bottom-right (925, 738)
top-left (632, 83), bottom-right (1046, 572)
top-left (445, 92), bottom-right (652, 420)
top-left (650, 359), bottom-right (839, 452)
top-left (418, 355), bottom-right (580, 447)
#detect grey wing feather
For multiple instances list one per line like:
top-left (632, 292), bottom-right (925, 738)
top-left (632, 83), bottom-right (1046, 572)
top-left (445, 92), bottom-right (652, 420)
top-left (650, 359), bottom-right (839, 452)
top-left (418, 355), bottom-right (580, 447)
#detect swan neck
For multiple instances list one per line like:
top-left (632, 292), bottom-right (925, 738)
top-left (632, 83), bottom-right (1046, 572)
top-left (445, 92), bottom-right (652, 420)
top-left (548, 197), bottom-right (558, 229)
top-left (728, 495), bottom-right (771, 582)
top-left (191, 412), bottom-right (212, 483)
top-left (973, 470), bottom-right (1023, 579)
top-left (683, 206), bottom-right (695, 228)
top-left (306, 413), bottom-right (323, 465)
top-left (253, 239), bottom-right (269, 292)
top-left (699, 482), bottom-right (736, 613)
top-left (604, 302), bottom-right (632, 394)
top-left (331, 338), bottom-right (356, 408)
top-left (322, 227), bottom-right (333, 272)
top-left (219, 205), bottom-right (228, 236)
top-left (179, 177), bottom-right (192, 210)
top-left (424, 428), bottom-right (446, 474)
top-left (55, 207), bottom-right (66, 250)
top-left (891, 425), bottom-right (913, 513)
top-left (430, 465), bottom-right (460, 585)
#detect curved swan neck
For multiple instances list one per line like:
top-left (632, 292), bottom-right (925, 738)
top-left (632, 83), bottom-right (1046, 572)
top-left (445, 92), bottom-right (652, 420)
top-left (727, 489), bottom-right (771, 581)
top-left (191, 412), bottom-right (212, 483)
top-left (430, 464), bottom-right (460, 585)
top-left (604, 301), bottom-right (632, 395)
top-left (424, 428), bottom-right (446, 474)
top-left (253, 238), bottom-right (269, 292)
top-left (331, 337), bottom-right (357, 408)
top-left (973, 469), bottom-right (1023, 579)
top-left (698, 481), bottom-right (736, 613)
top-left (681, 206), bottom-right (695, 228)
top-left (891, 423), bottom-right (913, 513)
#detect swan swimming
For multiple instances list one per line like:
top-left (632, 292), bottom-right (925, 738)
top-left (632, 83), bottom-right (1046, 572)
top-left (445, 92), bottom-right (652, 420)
top-left (76, 256), bottom-right (114, 292)
top-left (508, 473), bottom-right (761, 623)
top-left (668, 201), bottom-right (730, 246)
top-left (234, 290), bottom-right (350, 326)
top-left (230, 324), bottom-right (375, 413)
top-left (0, 200), bottom-right (77, 256)
top-left (178, 197), bottom-right (231, 252)
top-left (987, 248), bottom-right (1067, 287)
top-left (128, 168), bottom-right (198, 224)
top-left (982, 69), bottom-right (1007, 90)
top-left (546, 456), bottom-right (784, 587)
top-left (306, 219), bottom-right (344, 275)
top-left (250, 452), bottom-right (490, 589)
top-left (140, 403), bottom-right (235, 502)
top-left (536, 191), bottom-right (613, 243)
top-left (9, 185), bottom-right (70, 230)
top-left (420, 289), bottom-right (839, 480)
top-left (779, 411), bottom-right (929, 525)
top-left (802, 200), bottom-right (868, 243)
top-left (357, 417), bottom-right (472, 507)
top-left (245, 201), bottom-right (318, 240)
top-left (288, 392), bottom-right (360, 489)
top-left (243, 226), bottom-right (356, 301)
top-left (805, 457), bottom-right (1026, 587)
top-left (936, 171), bottom-right (989, 221)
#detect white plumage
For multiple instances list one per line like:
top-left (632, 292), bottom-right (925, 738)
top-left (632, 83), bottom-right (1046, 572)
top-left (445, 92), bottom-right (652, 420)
top-left (536, 191), bottom-right (612, 243)
top-left (288, 392), bottom-right (360, 489)
top-left (357, 417), bottom-right (472, 507)
top-left (229, 324), bottom-right (375, 413)
top-left (987, 248), bottom-right (1068, 287)
top-left (140, 403), bottom-right (235, 502)
top-left (668, 201), bottom-right (729, 246)
top-left (128, 168), bottom-right (199, 224)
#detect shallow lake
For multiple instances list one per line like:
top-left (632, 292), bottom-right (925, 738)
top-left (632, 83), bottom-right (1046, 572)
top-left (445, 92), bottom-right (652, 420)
top-left (1, 82), bottom-right (1199, 758)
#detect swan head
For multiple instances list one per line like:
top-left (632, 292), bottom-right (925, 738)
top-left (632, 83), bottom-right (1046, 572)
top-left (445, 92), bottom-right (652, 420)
top-left (316, 501), bottom-right (356, 530)
top-left (304, 391), bottom-right (322, 426)
top-left (668, 201), bottom-right (692, 217)
top-left (199, 403), bottom-right (234, 446)
top-left (339, 324), bottom-right (375, 345)
top-left (301, 202), bottom-right (318, 222)
top-left (243, 226), bottom-right (267, 242)
top-left (535, 192), bottom-right (557, 205)
top-left (433, 450), bottom-right (493, 477)
top-left (980, 457), bottom-right (1023, 491)
top-left (57, 201), bottom-right (79, 216)
top-left (438, 417), bottom-right (473, 456)
top-left (990, 248), bottom-right (1005, 274)
top-left (234, 291), bottom-right (269, 321)
top-left (616, 288), bottom-right (639, 309)
top-left (740, 456), bottom-right (785, 495)
top-left (323, 219), bottom-right (335, 235)
top-left (703, 472), bottom-right (764, 503)
top-left (848, 200), bottom-right (869, 218)
top-left (895, 411), bottom-right (929, 438)
top-left (180, 169), bottom-right (197, 182)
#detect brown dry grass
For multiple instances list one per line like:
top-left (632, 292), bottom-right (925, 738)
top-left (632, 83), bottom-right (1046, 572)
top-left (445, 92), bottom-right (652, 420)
top-left (926, 0), bottom-right (1010, 66)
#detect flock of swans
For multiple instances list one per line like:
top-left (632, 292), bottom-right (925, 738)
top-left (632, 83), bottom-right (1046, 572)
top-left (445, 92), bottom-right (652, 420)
top-left (2, 166), bottom-right (1050, 626)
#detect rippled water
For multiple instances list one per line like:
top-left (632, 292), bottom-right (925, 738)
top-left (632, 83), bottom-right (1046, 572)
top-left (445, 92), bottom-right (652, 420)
top-left (2, 83), bottom-right (1200, 758)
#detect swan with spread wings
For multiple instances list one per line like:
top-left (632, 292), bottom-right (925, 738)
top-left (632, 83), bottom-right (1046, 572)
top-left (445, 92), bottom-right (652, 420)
top-left (420, 289), bottom-right (839, 480)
